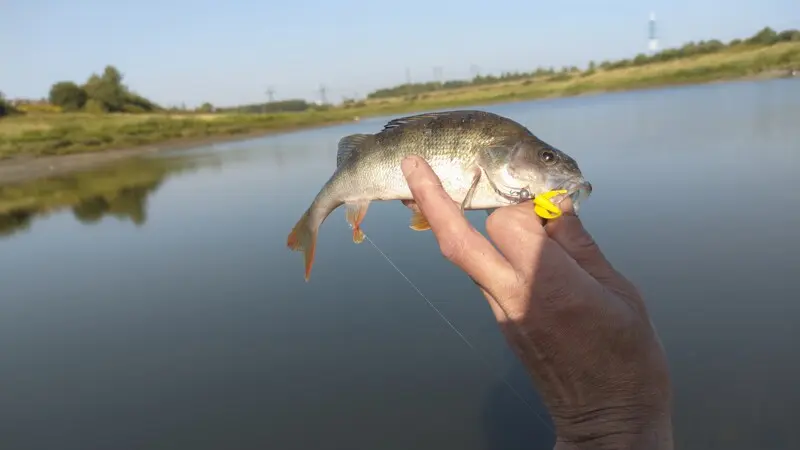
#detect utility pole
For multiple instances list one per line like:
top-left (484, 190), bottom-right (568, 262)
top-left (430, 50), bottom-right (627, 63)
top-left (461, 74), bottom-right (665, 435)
top-left (318, 84), bottom-right (327, 105)
top-left (262, 86), bottom-right (275, 114)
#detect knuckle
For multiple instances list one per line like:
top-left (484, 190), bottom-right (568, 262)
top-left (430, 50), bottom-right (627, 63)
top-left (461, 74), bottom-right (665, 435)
top-left (410, 180), bottom-right (444, 206)
top-left (572, 226), bottom-right (600, 254)
top-left (486, 207), bottom-right (543, 249)
top-left (486, 207), bottom-right (518, 232)
top-left (493, 205), bottom-right (542, 231)
top-left (439, 234), bottom-right (467, 262)
top-left (553, 217), bottom-right (592, 245)
top-left (485, 208), bottom-right (504, 231)
top-left (407, 178), bottom-right (426, 199)
top-left (550, 217), bottom-right (608, 263)
top-left (405, 169), bottom-right (428, 191)
top-left (531, 242), bottom-right (581, 301)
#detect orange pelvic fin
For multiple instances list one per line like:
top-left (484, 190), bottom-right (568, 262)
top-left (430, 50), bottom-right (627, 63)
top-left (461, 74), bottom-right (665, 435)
top-left (401, 200), bottom-right (430, 231)
top-left (345, 200), bottom-right (370, 244)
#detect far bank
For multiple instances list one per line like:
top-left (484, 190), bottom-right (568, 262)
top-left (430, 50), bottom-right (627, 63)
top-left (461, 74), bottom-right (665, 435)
top-left (1, 41), bottom-right (798, 185)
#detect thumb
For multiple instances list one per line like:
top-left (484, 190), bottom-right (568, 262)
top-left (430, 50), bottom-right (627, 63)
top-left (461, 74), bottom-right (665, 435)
top-left (544, 198), bottom-right (617, 283)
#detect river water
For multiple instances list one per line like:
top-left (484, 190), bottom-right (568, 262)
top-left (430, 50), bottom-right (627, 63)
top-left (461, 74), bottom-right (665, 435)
top-left (1, 78), bottom-right (798, 450)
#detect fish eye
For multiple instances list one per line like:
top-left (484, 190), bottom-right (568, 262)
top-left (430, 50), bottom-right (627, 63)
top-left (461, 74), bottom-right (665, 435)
top-left (539, 149), bottom-right (557, 164)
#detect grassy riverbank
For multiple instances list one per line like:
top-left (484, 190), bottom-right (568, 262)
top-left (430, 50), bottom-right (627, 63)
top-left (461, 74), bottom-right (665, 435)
top-left (1, 40), bottom-right (798, 160)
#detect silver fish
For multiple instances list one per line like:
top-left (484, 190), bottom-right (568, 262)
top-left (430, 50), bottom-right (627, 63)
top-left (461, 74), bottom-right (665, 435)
top-left (287, 110), bottom-right (591, 280)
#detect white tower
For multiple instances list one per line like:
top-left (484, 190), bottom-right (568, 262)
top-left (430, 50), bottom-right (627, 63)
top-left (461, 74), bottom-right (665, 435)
top-left (648, 12), bottom-right (659, 53)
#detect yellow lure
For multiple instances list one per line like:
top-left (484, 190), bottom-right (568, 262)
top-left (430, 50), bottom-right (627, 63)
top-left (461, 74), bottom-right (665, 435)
top-left (532, 189), bottom-right (568, 219)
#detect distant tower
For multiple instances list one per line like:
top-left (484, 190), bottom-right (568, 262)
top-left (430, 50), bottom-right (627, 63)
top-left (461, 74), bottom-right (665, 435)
top-left (648, 12), bottom-right (659, 53)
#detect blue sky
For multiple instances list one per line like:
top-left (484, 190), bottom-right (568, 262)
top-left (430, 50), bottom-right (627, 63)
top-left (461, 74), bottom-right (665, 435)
top-left (1, 0), bottom-right (797, 108)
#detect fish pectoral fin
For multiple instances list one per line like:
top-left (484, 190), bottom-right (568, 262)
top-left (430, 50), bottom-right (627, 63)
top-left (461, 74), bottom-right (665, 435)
top-left (403, 200), bottom-right (431, 231)
top-left (409, 209), bottom-right (431, 231)
top-left (460, 169), bottom-right (482, 212)
top-left (345, 200), bottom-right (370, 244)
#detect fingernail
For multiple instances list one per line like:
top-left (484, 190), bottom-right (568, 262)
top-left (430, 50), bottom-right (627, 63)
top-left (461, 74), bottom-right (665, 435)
top-left (401, 156), bottom-right (419, 177)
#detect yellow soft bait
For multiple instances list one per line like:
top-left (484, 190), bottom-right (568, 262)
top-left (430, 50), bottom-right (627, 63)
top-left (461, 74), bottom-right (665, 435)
top-left (532, 189), bottom-right (568, 220)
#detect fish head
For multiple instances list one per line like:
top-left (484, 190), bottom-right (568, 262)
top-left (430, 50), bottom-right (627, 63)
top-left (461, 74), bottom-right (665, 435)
top-left (501, 139), bottom-right (592, 213)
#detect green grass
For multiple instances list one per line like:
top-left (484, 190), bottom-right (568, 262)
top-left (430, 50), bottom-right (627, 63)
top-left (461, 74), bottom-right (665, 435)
top-left (1, 41), bottom-right (798, 160)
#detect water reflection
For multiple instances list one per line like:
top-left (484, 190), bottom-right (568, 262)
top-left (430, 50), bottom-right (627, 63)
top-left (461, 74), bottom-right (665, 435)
top-left (0, 155), bottom-right (214, 238)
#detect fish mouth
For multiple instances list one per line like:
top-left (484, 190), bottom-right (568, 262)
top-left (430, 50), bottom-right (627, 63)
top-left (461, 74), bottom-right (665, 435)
top-left (488, 172), bottom-right (592, 213)
top-left (547, 178), bottom-right (593, 213)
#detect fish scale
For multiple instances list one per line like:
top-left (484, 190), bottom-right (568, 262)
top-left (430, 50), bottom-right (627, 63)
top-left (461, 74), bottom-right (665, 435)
top-left (287, 110), bottom-right (591, 281)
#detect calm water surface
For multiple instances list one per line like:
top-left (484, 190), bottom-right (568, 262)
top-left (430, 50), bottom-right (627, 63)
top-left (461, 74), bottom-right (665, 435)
top-left (1, 79), bottom-right (799, 450)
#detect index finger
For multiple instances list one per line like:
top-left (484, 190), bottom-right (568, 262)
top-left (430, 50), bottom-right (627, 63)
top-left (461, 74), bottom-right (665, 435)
top-left (401, 155), bottom-right (516, 296)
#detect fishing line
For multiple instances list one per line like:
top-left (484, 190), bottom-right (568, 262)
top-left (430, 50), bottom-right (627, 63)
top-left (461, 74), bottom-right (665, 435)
top-left (362, 233), bottom-right (555, 433)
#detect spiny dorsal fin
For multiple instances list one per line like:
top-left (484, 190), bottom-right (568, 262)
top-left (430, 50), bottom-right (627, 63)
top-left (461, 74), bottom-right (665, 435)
top-left (380, 110), bottom-right (494, 132)
top-left (336, 133), bottom-right (371, 167)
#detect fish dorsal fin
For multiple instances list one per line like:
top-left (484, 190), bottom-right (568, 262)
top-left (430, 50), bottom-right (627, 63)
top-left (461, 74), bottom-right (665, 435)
top-left (337, 133), bottom-right (371, 167)
top-left (381, 112), bottom-right (445, 131)
top-left (380, 110), bottom-right (482, 131)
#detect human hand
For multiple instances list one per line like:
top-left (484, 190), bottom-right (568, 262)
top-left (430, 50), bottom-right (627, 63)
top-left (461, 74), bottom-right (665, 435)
top-left (400, 155), bottom-right (673, 450)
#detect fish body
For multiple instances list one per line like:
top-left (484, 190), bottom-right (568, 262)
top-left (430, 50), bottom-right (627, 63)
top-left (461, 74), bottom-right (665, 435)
top-left (287, 110), bottom-right (591, 281)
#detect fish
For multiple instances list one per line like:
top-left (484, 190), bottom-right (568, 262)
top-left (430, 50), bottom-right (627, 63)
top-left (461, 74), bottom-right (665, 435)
top-left (287, 109), bottom-right (592, 281)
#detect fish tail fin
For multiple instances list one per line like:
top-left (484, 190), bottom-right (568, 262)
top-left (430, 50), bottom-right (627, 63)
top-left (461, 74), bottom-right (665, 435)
top-left (287, 208), bottom-right (319, 282)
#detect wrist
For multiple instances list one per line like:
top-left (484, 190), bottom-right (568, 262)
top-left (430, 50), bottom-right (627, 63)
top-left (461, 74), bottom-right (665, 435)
top-left (552, 406), bottom-right (673, 450)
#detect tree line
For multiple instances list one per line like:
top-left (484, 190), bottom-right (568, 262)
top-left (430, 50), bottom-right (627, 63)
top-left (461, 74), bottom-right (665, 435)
top-left (1, 63), bottom-right (318, 117)
top-left (366, 26), bottom-right (800, 100)
top-left (0, 91), bottom-right (18, 117)
top-left (1, 26), bottom-right (798, 118)
top-left (44, 65), bottom-right (326, 116)
top-left (45, 65), bottom-right (161, 113)
top-left (215, 99), bottom-right (317, 114)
